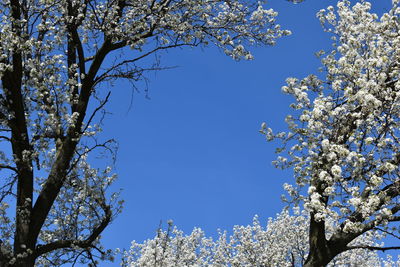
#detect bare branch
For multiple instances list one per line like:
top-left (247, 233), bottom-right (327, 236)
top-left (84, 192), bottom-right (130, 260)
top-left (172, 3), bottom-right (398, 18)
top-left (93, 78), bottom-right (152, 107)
top-left (346, 245), bottom-right (400, 252)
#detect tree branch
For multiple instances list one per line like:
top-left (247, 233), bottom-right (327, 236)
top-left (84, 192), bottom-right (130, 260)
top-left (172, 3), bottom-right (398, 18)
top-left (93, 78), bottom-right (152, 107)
top-left (34, 204), bottom-right (112, 258)
top-left (346, 245), bottom-right (400, 252)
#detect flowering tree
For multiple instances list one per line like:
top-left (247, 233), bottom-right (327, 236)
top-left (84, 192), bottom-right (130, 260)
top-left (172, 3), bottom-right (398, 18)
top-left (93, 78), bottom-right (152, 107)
top-left (0, 0), bottom-right (290, 266)
top-left (121, 208), bottom-right (385, 266)
top-left (261, 0), bottom-right (400, 266)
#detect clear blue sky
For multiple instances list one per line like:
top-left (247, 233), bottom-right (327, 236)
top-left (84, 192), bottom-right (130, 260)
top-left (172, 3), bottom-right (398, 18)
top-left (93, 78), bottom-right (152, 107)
top-left (97, 0), bottom-right (394, 265)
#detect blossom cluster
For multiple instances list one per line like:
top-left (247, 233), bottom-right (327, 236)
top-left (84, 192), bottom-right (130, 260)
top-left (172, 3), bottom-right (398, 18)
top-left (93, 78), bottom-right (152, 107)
top-left (122, 208), bottom-right (390, 266)
top-left (262, 0), bottom-right (400, 256)
top-left (0, 0), bottom-right (289, 265)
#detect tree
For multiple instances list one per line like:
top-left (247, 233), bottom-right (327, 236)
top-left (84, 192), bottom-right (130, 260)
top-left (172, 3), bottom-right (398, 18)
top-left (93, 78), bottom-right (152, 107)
top-left (121, 208), bottom-right (386, 266)
top-left (261, 0), bottom-right (400, 265)
top-left (0, 0), bottom-right (290, 266)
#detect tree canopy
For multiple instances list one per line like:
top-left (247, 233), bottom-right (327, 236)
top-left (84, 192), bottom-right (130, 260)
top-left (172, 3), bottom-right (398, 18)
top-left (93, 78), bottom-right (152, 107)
top-left (121, 208), bottom-right (386, 266)
top-left (261, 0), bottom-right (400, 265)
top-left (0, 0), bottom-right (288, 266)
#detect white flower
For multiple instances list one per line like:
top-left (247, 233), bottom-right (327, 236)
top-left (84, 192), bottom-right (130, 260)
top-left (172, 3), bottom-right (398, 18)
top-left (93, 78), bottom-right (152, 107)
top-left (308, 186), bottom-right (317, 194)
top-left (370, 175), bottom-right (383, 187)
top-left (365, 137), bottom-right (374, 145)
top-left (331, 165), bottom-right (342, 177)
top-left (321, 139), bottom-right (330, 151)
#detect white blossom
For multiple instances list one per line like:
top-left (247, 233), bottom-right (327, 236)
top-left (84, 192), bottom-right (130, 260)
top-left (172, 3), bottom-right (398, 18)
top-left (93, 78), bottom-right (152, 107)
top-left (122, 208), bottom-right (383, 266)
top-left (264, 0), bottom-right (400, 264)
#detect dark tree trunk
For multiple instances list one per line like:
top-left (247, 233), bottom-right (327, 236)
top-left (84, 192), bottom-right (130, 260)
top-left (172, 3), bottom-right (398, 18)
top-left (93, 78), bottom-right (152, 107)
top-left (4, 0), bottom-right (35, 261)
top-left (14, 257), bottom-right (35, 267)
top-left (304, 213), bottom-right (354, 267)
top-left (304, 214), bottom-right (332, 267)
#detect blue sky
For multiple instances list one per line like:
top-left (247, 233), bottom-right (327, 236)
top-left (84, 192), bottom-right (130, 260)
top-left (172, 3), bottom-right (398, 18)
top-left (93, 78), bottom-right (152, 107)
top-left (97, 0), bottom-right (395, 264)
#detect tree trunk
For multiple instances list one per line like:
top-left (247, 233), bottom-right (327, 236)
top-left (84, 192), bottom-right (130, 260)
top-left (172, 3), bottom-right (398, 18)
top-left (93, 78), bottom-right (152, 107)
top-left (304, 256), bottom-right (331, 267)
top-left (303, 213), bottom-right (333, 267)
top-left (14, 256), bottom-right (35, 267)
top-left (304, 214), bottom-right (353, 267)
